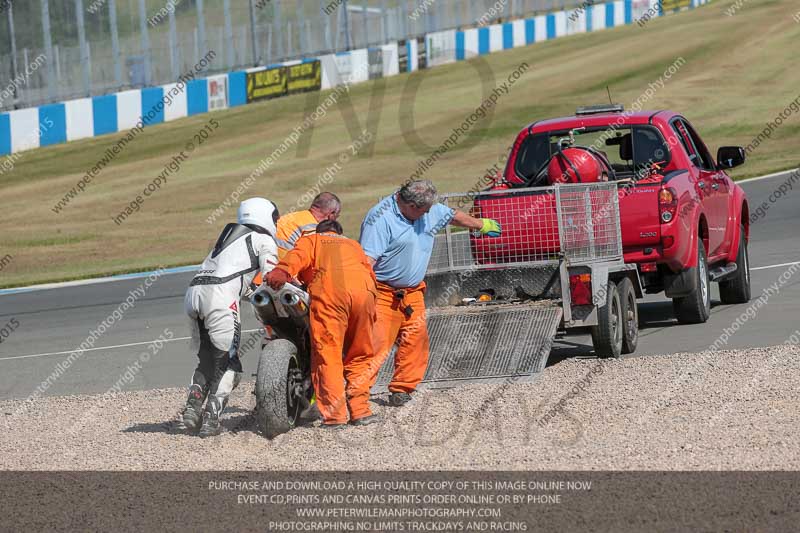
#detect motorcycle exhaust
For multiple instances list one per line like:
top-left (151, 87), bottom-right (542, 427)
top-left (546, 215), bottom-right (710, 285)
top-left (279, 285), bottom-right (310, 317)
top-left (251, 284), bottom-right (309, 317)
top-left (281, 292), bottom-right (301, 306)
top-left (250, 286), bottom-right (272, 308)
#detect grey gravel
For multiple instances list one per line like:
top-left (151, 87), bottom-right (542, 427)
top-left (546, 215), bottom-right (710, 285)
top-left (1, 345), bottom-right (798, 471)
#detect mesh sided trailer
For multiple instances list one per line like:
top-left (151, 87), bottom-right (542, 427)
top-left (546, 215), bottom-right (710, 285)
top-left (374, 182), bottom-right (641, 389)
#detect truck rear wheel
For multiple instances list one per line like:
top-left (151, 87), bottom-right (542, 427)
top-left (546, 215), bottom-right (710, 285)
top-left (672, 240), bottom-right (711, 324)
top-left (617, 277), bottom-right (638, 355)
top-left (255, 339), bottom-right (303, 439)
top-left (591, 282), bottom-right (623, 358)
top-left (719, 224), bottom-right (751, 304)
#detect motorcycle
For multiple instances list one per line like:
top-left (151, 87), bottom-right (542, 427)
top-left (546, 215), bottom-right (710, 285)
top-left (249, 283), bottom-right (316, 438)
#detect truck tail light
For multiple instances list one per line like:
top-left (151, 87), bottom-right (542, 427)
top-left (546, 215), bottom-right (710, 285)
top-left (659, 187), bottom-right (678, 223)
top-left (662, 235), bottom-right (675, 249)
top-left (569, 273), bottom-right (593, 306)
top-left (640, 262), bottom-right (658, 273)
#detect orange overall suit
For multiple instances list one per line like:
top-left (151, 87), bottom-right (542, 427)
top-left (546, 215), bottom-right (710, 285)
top-left (373, 281), bottom-right (429, 393)
top-left (275, 209), bottom-right (319, 259)
top-left (267, 232), bottom-right (378, 425)
top-left (252, 210), bottom-right (319, 288)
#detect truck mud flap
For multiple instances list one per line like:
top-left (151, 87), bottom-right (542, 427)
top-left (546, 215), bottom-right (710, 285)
top-left (374, 303), bottom-right (563, 390)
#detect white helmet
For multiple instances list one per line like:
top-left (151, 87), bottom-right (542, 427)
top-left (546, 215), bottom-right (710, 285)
top-left (237, 197), bottom-right (279, 236)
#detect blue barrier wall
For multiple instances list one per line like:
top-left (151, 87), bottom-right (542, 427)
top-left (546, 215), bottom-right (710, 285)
top-left (228, 71), bottom-right (247, 108)
top-left (92, 95), bottom-right (118, 136)
top-left (0, 113), bottom-right (10, 157)
top-left (141, 87), bottom-right (165, 126)
top-left (39, 104), bottom-right (66, 147)
top-left (187, 80), bottom-right (209, 116)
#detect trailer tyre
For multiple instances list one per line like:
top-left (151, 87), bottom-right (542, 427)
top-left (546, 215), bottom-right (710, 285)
top-left (617, 277), bottom-right (638, 355)
top-left (591, 282), bottom-right (623, 358)
top-left (719, 224), bottom-right (751, 304)
top-left (672, 240), bottom-right (711, 324)
top-left (255, 339), bottom-right (302, 439)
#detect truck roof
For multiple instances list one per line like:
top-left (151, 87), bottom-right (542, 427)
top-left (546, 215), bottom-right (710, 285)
top-left (527, 110), bottom-right (676, 134)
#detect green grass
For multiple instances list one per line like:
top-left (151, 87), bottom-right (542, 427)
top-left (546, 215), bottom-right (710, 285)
top-left (1, 0), bottom-right (799, 288)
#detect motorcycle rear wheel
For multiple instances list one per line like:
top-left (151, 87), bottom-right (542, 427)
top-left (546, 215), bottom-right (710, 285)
top-left (255, 339), bottom-right (304, 439)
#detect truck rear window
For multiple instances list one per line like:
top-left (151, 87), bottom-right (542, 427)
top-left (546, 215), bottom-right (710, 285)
top-left (514, 126), bottom-right (671, 185)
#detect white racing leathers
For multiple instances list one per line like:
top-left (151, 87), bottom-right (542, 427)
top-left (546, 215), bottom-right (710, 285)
top-left (184, 223), bottom-right (278, 420)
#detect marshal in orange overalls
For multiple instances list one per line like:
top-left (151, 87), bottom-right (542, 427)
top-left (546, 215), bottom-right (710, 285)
top-left (267, 231), bottom-right (379, 425)
top-left (372, 281), bottom-right (429, 393)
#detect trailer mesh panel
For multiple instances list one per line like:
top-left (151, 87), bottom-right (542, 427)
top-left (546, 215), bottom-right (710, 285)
top-left (374, 303), bottom-right (563, 389)
top-left (428, 182), bottom-right (623, 273)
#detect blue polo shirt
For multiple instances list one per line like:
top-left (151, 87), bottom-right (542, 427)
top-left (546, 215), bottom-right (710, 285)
top-left (359, 194), bottom-right (455, 288)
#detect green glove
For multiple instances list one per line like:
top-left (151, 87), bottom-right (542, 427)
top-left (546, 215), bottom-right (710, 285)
top-left (480, 218), bottom-right (502, 237)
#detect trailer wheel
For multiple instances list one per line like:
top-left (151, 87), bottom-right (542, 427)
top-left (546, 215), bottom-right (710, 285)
top-left (591, 282), bottom-right (623, 358)
top-left (617, 277), bottom-right (638, 355)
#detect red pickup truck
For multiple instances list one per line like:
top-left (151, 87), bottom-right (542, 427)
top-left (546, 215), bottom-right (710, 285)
top-left (486, 105), bottom-right (751, 324)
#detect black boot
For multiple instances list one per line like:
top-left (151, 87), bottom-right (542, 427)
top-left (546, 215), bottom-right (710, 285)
top-left (388, 392), bottom-right (412, 407)
top-left (199, 396), bottom-right (225, 438)
top-left (177, 384), bottom-right (205, 432)
top-left (350, 414), bottom-right (381, 426)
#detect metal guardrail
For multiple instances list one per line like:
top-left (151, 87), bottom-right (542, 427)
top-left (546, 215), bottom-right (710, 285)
top-left (428, 182), bottom-right (623, 274)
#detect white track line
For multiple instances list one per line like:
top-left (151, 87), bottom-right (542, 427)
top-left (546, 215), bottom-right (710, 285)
top-left (737, 167), bottom-right (799, 184)
top-left (751, 261), bottom-right (800, 271)
top-left (0, 328), bottom-right (263, 362)
top-left (0, 265), bottom-right (200, 296)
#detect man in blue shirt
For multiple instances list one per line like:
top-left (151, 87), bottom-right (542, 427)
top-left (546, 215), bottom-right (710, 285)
top-left (360, 179), bottom-right (501, 406)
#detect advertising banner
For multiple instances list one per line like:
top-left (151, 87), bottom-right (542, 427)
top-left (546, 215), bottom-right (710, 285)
top-left (367, 48), bottom-right (383, 80)
top-left (661, 0), bottom-right (692, 11)
top-left (426, 29), bottom-right (457, 67)
top-left (368, 48), bottom-right (384, 80)
top-left (208, 74), bottom-right (228, 111)
top-left (287, 61), bottom-right (322, 95)
top-left (381, 42), bottom-right (400, 77)
top-left (334, 53), bottom-right (354, 85)
top-left (246, 66), bottom-right (287, 102)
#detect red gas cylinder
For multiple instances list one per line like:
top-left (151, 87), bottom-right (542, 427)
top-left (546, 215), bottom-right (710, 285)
top-left (547, 147), bottom-right (607, 185)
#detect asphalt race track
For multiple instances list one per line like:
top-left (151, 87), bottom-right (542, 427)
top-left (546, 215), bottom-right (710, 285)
top-left (1, 171), bottom-right (798, 401)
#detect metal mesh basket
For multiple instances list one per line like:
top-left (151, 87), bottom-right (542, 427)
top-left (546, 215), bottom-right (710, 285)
top-left (373, 302), bottom-right (563, 389)
top-left (428, 182), bottom-right (622, 274)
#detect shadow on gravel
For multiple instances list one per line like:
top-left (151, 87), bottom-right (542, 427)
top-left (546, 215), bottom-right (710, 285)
top-left (638, 301), bottom-right (680, 330)
top-left (226, 412), bottom-right (259, 434)
top-left (369, 395), bottom-right (397, 407)
top-left (123, 421), bottom-right (176, 434)
top-left (122, 413), bottom-right (261, 436)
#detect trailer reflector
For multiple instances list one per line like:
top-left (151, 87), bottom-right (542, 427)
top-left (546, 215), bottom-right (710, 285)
top-left (569, 274), bottom-right (593, 306)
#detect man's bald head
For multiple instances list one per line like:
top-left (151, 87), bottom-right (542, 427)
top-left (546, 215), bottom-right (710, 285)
top-left (310, 192), bottom-right (341, 221)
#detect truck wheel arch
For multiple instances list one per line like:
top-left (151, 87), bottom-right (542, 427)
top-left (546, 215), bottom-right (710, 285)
top-left (677, 210), bottom-right (708, 271)
top-left (727, 198), bottom-right (750, 263)
top-left (698, 214), bottom-right (710, 257)
top-left (739, 199), bottom-right (750, 253)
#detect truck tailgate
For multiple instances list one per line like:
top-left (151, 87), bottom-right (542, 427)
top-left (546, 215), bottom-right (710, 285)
top-left (619, 183), bottom-right (662, 248)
